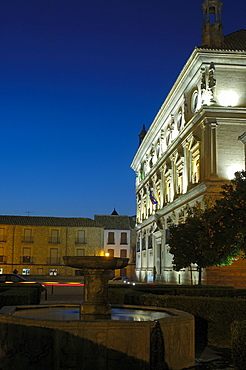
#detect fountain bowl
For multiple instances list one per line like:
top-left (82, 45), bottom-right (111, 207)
top-left (63, 255), bottom-right (129, 270)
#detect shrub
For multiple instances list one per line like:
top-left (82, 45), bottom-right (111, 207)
top-left (231, 320), bottom-right (246, 370)
top-left (0, 284), bottom-right (43, 308)
top-left (108, 287), bottom-right (246, 347)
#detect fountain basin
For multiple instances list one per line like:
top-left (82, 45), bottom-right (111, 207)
top-left (63, 256), bottom-right (129, 270)
top-left (0, 304), bottom-right (194, 370)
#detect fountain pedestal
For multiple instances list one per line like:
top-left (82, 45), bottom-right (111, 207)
top-left (63, 256), bottom-right (129, 316)
top-left (82, 269), bottom-right (111, 315)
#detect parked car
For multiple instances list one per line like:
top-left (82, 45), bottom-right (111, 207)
top-left (0, 274), bottom-right (27, 283)
top-left (109, 276), bottom-right (130, 284)
top-left (0, 274), bottom-right (46, 291)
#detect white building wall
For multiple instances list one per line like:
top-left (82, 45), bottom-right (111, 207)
top-left (104, 229), bottom-right (130, 258)
top-left (131, 42), bottom-right (246, 284)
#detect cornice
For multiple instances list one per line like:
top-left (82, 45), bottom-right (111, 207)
top-left (135, 183), bottom-right (208, 231)
top-left (156, 182), bottom-right (207, 219)
top-left (131, 49), bottom-right (246, 171)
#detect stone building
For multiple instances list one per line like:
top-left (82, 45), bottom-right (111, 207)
top-left (0, 215), bottom-right (104, 276)
top-left (94, 210), bottom-right (136, 279)
top-left (131, 0), bottom-right (246, 285)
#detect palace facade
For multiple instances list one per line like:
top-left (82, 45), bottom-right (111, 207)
top-left (131, 0), bottom-right (246, 284)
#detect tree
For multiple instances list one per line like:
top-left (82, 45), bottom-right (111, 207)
top-left (169, 171), bottom-right (246, 284)
top-left (169, 208), bottom-right (239, 284)
top-left (212, 171), bottom-right (246, 255)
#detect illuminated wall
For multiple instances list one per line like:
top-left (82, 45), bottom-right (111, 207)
top-left (131, 36), bottom-right (246, 284)
top-left (0, 217), bottom-right (104, 276)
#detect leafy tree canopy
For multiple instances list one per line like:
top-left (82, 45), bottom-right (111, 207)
top-left (169, 171), bottom-right (246, 275)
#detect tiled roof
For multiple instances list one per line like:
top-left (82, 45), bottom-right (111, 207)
top-left (200, 29), bottom-right (246, 51)
top-left (223, 29), bottom-right (246, 51)
top-left (0, 215), bottom-right (103, 227)
top-left (94, 215), bottom-right (135, 230)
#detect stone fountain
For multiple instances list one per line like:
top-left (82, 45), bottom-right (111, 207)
top-left (63, 255), bottom-right (128, 317)
top-left (0, 256), bottom-right (195, 369)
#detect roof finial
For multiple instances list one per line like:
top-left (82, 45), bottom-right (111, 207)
top-left (111, 208), bottom-right (118, 215)
top-left (201, 0), bottom-right (224, 47)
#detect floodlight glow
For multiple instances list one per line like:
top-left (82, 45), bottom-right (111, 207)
top-left (218, 91), bottom-right (238, 107)
top-left (226, 165), bottom-right (242, 180)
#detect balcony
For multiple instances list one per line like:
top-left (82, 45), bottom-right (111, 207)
top-left (22, 236), bottom-right (34, 243)
top-left (49, 237), bottom-right (61, 244)
top-left (20, 256), bottom-right (34, 264)
top-left (75, 238), bottom-right (86, 244)
top-left (0, 255), bottom-right (6, 263)
top-left (47, 257), bottom-right (61, 265)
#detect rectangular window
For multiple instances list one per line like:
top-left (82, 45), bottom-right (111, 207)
top-left (76, 230), bottom-right (85, 244)
top-left (107, 232), bottom-right (115, 244)
top-left (142, 237), bottom-right (146, 251)
top-left (165, 229), bottom-right (170, 244)
top-left (120, 249), bottom-right (127, 258)
top-left (136, 241), bottom-right (140, 253)
top-left (107, 249), bottom-right (114, 257)
top-left (120, 232), bottom-right (127, 245)
top-left (77, 249), bottom-right (85, 256)
top-left (22, 247), bottom-right (31, 263)
top-left (23, 229), bottom-right (33, 243)
top-left (148, 235), bottom-right (153, 249)
top-left (50, 229), bottom-right (60, 244)
top-left (0, 247), bottom-right (4, 262)
top-left (50, 248), bottom-right (59, 264)
top-left (0, 228), bottom-right (5, 242)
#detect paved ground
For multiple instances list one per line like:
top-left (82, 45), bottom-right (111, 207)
top-left (39, 284), bottom-right (235, 370)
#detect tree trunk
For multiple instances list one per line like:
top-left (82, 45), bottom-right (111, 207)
top-left (198, 266), bottom-right (202, 285)
top-left (190, 265), bottom-right (193, 285)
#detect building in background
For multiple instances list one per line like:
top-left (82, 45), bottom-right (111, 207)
top-left (131, 0), bottom-right (246, 286)
top-left (0, 215), bottom-right (104, 276)
top-left (94, 210), bottom-right (136, 280)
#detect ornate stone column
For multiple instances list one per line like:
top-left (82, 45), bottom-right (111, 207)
top-left (204, 118), bottom-right (218, 179)
top-left (182, 140), bottom-right (189, 193)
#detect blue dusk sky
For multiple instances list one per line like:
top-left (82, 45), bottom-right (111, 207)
top-left (0, 0), bottom-right (245, 219)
